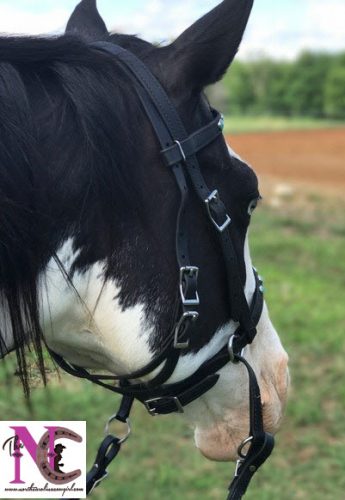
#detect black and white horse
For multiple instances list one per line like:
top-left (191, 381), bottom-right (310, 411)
top-left (0, 0), bottom-right (288, 464)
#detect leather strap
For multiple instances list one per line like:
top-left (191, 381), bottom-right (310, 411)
top-left (227, 356), bottom-right (274, 500)
top-left (161, 110), bottom-right (223, 167)
top-left (86, 435), bottom-right (121, 495)
top-left (139, 374), bottom-right (220, 416)
top-left (85, 395), bottom-right (133, 496)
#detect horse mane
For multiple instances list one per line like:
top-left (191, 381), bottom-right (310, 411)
top-left (0, 34), bottom-right (154, 395)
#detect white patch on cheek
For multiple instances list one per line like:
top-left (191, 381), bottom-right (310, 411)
top-left (40, 238), bottom-right (154, 374)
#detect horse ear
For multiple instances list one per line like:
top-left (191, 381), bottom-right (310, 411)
top-left (66, 0), bottom-right (108, 40)
top-left (167, 0), bottom-right (254, 92)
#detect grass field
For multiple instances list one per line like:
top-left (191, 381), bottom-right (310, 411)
top-left (224, 115), bottom-right (345, 134)
top-left (0, 193), bottom-right (344, 500)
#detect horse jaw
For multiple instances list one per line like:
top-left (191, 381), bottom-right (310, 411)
top-left (180, 239), bottom-right (290, 462)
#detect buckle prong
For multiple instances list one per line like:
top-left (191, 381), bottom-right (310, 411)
top-left (174, 140), bottom-right (186, 163)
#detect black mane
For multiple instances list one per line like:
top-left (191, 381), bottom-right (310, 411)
top-left (0, 12), bottom-right (259, 398)
top-left (0, 34), bottom-right (155, 394)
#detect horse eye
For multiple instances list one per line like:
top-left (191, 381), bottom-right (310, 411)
top-left (247, 196), bottom-right (262, 216)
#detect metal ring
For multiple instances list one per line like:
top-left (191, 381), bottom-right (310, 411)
top-left (104, 416), bottom-right (131, 444)
top-left (237, 436), bottom-right (253, 459)
top-left (228, 335), bottom-right (244, 363)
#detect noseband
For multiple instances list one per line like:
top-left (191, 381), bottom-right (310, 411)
top-left (50, 42), bottom-right (274, 500)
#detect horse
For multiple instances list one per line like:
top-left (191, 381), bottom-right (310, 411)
top-left (0, 0), bottom-right (289, 496)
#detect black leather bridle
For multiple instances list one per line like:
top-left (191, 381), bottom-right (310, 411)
top-left (50, 42), bottom-right (274, 500)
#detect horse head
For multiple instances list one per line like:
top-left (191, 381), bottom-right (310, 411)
top-left (0, 0), bottom-right (289, 467)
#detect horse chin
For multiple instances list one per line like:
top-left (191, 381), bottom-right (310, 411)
top-left (193, 370), bottom-right (289, 463)
top-left (194, 410), bottom-right (280, 463)
top-left (194, 420), bottom-right (246, 462)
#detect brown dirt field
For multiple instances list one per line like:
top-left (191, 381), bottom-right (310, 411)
top-left (226, 128), bottom-right (345, 194)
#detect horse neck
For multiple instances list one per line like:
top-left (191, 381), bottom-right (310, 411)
top-left (0, 60), bottom-right (104, 369)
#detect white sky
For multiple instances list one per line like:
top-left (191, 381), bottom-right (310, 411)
top-left (0, 0), bottom-right (344, 60)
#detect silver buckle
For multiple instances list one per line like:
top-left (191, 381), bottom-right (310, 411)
top-left (145, 396), bottom-right (184, 416)
top-left (179, 266), bottom-right (200, 306)
top-left (205, 190), bottom-right (231, 232)
top-left (174, 311), bottom-right (199, 349)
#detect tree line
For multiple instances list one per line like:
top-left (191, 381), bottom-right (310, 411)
top-left (208, 51), bottom-right (345, 119)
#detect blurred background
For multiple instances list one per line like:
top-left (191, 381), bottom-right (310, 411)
top-left (0, 1), bottom-right (344, 499)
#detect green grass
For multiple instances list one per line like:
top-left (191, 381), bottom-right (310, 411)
top-left (1, 199), bottom-right (345, 499)
top-left (223, 115), bottom-right (345, 134)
